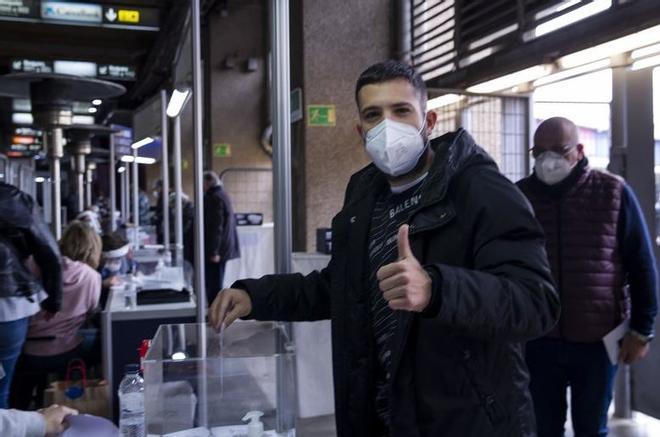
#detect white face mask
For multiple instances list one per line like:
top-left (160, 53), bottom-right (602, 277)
top-left (365, 118), bottom-right (427, 177)
top-left (534, 151), bottom-right (576, 185)
top-left (105, 260), bottom-right (122, 273)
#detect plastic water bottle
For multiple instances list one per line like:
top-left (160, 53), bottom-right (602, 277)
top-left (118, 364), bottom-right (145, 437)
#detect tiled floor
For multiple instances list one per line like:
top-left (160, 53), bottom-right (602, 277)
top-left (296, 413), bottom-right (660, 437)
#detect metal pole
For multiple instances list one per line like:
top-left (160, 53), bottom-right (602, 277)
top-left (161, 90), bottom-right (171, 249)
top-left (86, 163), bottom-right (94, 208)
top-left (132, 148), bottom-right (139, 247)
top-left (110, 133), bottom-right (117, 231)
top-left (173, 116), bottom-right (184, 266)
top-left (191, 0), bottom-right (208, 427)
top-left (120, 166), bottom-right (127, 224)
top-left (46, 127), bottom-right (64, 240)
top-left (76, 154), bottom-right (85, 212)
top-left (192, 0), bottom-right (206, 321)
top-left (271, 0), bottom-right (292, 276)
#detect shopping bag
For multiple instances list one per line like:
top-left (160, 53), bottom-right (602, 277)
top-left (43, 359), bottom-right (111, 418)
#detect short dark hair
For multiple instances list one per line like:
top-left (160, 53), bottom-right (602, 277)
top-left (355, 60), bottom-right (427, 109)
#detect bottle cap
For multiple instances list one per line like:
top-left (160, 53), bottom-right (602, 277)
top-left (124, 363), bottom-right (140, 374)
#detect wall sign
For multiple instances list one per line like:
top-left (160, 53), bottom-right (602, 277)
top-left (213, 143), bottom-right (232, 158)
top-left (307, 105), bottom-right (336, 127)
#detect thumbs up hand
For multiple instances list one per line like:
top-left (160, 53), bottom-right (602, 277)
top-left (376, 224), bottom-right (432, 312)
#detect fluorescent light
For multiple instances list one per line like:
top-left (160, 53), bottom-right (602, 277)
top-left (559, 24), bottom-right (660, 69)
top-left (131, 137), bottom-right (154, 149)
top-left (88, 107), bottom-right (97, 114)
top-left (120, 156), bottom-right (156, 165)
top-left (467, 65), bottom-right (551, 93)
top-left (92, 99), bottom-right (102, 106)
top-left (427, 94), bottom-right (463, 110)
top-left (117, 166), bottom-right (126, 174)
top-left (535, 0), bottom-right (611, 37)
top-left (72, 115), bottom-right (94, 125)
top-left (35, 177), bottom-right (45, 183)
top-left (534, 59), bottom-right (611, 87)
top-left (631, 54), bottom-right (660, 70)
top-left (12, 113), bottom-right (33, 124)
top-left (166, 89), bottom-right (191, 118)
top-left (53, 60), bottom-right (97, 77)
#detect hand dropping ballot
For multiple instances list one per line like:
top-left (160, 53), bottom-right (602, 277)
top-left (603, 319), bottom-right (630, 365)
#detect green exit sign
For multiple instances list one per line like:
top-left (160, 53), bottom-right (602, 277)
top-left (307, 105), bottom-right (336, 127)
top-left (213, 143), bottom-right (232, 158)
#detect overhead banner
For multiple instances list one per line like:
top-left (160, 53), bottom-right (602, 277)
top-left (98, 64), bottom-right (136, 81)
top-left (41, 1), bottom-right (102, 23)
top-left (0, 1), bottom-right (159, 30)
top-left (11, 58), bottom-right (53, 73)
top-left (0, 0), bottom-right (39, 18)
top-left (103, 4), bottom-right (159, 28)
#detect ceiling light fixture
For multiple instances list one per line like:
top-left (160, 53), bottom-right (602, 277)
top-left (166, 89), bottom-right (192, 118)
top-left (131, 137), bottom-right (154, 149)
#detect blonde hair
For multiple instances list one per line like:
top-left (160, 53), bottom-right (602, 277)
top-left (59, 221), bottom-right (102, 269)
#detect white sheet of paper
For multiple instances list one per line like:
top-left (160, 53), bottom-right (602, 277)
top-left (603, 319), bottom-right (630, 365)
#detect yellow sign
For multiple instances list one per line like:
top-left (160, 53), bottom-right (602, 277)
top-left (118, 9), bottom-right (140, 24)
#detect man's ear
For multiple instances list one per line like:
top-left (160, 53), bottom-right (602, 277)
top-left (425, 110), bottom-right (437, 135)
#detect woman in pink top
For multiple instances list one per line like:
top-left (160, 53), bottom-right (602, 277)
top-left (11, 221), bottom-right (102, 409)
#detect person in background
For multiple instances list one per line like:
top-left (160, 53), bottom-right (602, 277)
top-left (99, 232), bottom-right (133, 307)
top-left (138, 190), bottom-right (151, 226)
top-left (0, 404), bottom-right (77, 437)
top-left (76, 209), bottom-right (102, 235)
top-left (203, 171), bottom-right (240, 304)
top-left (209, 60), bottom-right (559, 436)
top-left (517, 117), bottom-right (658, 437)
top-left (153, 179), bottom-right (196, 265)
top-left (11, 221), bottom-right (102, 409)
top-left (0, 183), bottom-right (62, 409)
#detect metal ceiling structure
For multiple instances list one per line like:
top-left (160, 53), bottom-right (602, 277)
top-left (412, 0), bottom-right (660, 88)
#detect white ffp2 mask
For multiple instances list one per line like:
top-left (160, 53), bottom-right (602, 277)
top-left (365, 118), bottom-right (427, 177)
top-left (534, 151), bottom-right (575, 185)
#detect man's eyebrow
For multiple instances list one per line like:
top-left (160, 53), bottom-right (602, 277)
top-left (361, 102), bottom-right (413, 113)
top-left (360, 105), bottom-right (382, 113)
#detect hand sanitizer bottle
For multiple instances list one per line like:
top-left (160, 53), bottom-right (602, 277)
top-left (242, 411), bottom-right (264, 437)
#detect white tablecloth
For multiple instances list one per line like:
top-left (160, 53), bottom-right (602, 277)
top-left (222, 224), bottom-right (275, 288)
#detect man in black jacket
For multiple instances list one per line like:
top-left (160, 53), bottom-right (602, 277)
top-left (209, 61), bottom-right (559, 436)
top-left (203, 171), bottom-right (240, 304)
top-left (0, 182), bottom-right (62, 408)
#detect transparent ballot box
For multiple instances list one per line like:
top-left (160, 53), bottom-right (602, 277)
top-left (143, 322), bottom-right (296, 436)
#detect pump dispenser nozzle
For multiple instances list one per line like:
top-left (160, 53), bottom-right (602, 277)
top-left (242, 411), bottom-right (264, 437)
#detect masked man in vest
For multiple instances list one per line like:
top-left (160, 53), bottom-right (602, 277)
top-left (517, 117), bottom-right (658, 437)
top-left (210, 60), bottom-right (560, 436)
